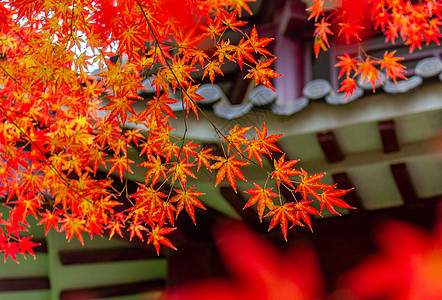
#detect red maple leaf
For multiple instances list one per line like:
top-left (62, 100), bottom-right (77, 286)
top-left (211, 154), bottom-right (248, 193)
top-left (244, 58), bottom-right (282, 92)
top-left (264, 203), bottom-right (301, 241)
top-left (18, 236), bottom-right (40, 259)
top-left (147, 226), bottom-right (177, 256)
top-left (295, 168), bottom-right (328, 201)
top-left (171, 185), bottom-right (206, 225)
top-left (319, 185), bottom-right (355, 215)
top-left (37, 209), bottom-right (62, 235)
top-left (271, 153), bottom-right (300, 188)
top-left (306, 0), bottom-right (325, 22)
top-left (243, 183), bottom-right (278, 222)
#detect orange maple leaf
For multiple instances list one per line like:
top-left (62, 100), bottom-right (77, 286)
top-left (248, 25), bottom-right (274, 57)
top-left (295, 168), bottom-right (327, 201)
top-left (171, 185), bottom-right (206, 225)
top-left (234, 38), bottom-right (256, 69)
top-left (271, 153), bottom-right (300, 188)
top-left (319, 185), bottom-right (355, 215)
top-left (244, 58), bottom-right (282, 92)
top-left (128, 221), bottom-right (148, 241)
top-left (337, 77), bottom-right (358, 100)
top-left (356, 57), bottom-right (382, 92)
top-left (168, 161), bottom-right (197, 187)
top-left (182, 84), bottom-right (205, 118)
top-left (37, 209), bottom-right (61, 235)
top-left (264, 203), bottom-right (301, 241)
top-left (211, 153), bottom-right (248, 193)
top-left (335, 53), bottom-right (358, 79)
top-left (147, 226), bottom-right (177, 255)
top-left (202, 60), bottom-right (224, 84)
top-left (244, 123), bottom-right (283, 167)
top-left (306, 0), bottom-right (325, 22)
top-left (60, 215), bottom-right (88, 245)
top-left (379, 50), bottom-right (407, 83)
top-left (293, 200), bottom-right (320, 232)
top-left (244, 183), bottom-right (278, 222)
top-left (225, 124), bottom-right (251, 154)
top-left (107, 155), bottom-right (134, 182)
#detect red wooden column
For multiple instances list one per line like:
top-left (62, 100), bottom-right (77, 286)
top-left (317, 131), bottom-right (345, 162)
top-left (390, 163), bottom-right (419, 206)
top-left (273, 0), bottom-right (311, 103)
top-left (378, 120), bottom-right (400, 153)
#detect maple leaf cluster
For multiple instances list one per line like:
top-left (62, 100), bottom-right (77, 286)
top-left (307, 0), bottom-right (442, 98)
top-left (0, 0), bottom-right (351, 262)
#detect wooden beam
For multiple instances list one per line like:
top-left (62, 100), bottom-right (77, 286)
top-left (60, 279), bottom-right (165, 300)
top-left (0, 277), bottom-right (50, 292)
top-left (317, 131), bottom-right (345, 162)
top-left (332, 172), bottom-right (365, 214)
top-left (390, 163), bottom-right (418, 206)
top-left (59, 247), bottom-right (162, 265)
top-left (378, 120), bottom-right (400, 153)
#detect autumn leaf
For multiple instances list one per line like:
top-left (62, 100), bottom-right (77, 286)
top-left (168, 161), bottom-right (197, 187)
top-left (229, 0), bottom-right (254, 17)
top-left (335, 54), bottom-right (358, 79)
top-left (306, 0), bottom-right (325, 22)
top-left (379, 50), bottom-right (407, 83)
top-left (248, 25), bottom-right (274, 57)
top-left (144, 93), bottom-right (179, 120)
top-left (171, 185), bottom-right (206, 225)
top-left (219, 10), bottom-right (248, 32)
top-left (3, 241), bottom-right (19, 263)
top-left (106, 219), bottom-right (125, 240)
top-left (225, 124), bottom-right (251, 154)
top-left (356, 57), bottom-right (382, 92)
top-left (202, 60), bottom-right (224, 84)
top-left (194, 147), bottom-right (216, 172)
top-left (246, 122), bottom-right (283, 165)
top-left (271, 153), bottom-right (300, 188)
top-left (245, 58), bottom-right (282, 92)
top-left (243, 183), bottom-right (278, 222)
top-left (314, 18), bottom-right (333, 47)
top-left (139, 155), bottom-right (167, 186)
top-left (200, 18), bottom-right (226, 39)
top-left (18, 236), bottom-right (40, 259)
top-left (234, 38), bottom-right (256, 69)
top-left (293, 200), bottom-right (320, 232)
top-left (182, 84), bottom-right (205, 118)
top-left (319, 185), bottom-right (355, 215)
top-left (313, 35), bottom-right (328, 58)
top-left (60, 215), bottom-right (88, 246)
top-left (338, 77), bottom-right (358, 100)
top-left (211, 153), bottom-right (248, 193)
top-left (295, 168), bottom-right (327, 201)
top-left (264, 203), bottom-right (301, 241)
top-left (128, 221), bottom-right (148, 241)
top-left (37, 209), bottom-right (61, 235)
top-left (107, 155), bottom-right (134, 182)
top-left (147, 226), bottom-right (177, 255)
top-left (338, 21), bottom-right (364, 44)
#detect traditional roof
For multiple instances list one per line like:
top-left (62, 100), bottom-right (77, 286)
top-left (164, 56), bottom-right (442, 120)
